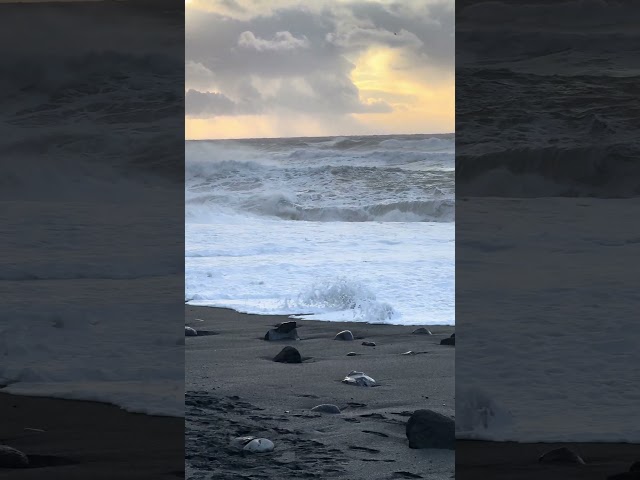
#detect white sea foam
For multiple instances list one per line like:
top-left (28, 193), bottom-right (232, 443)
top-left (186, 135), bottom-right (455, 326)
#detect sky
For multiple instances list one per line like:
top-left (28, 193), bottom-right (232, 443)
top-left (186, 0), bottom-right (454, 139)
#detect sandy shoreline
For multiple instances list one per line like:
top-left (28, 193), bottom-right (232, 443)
top-left (186, 305), bottom-right (454, 480)
top-left (457, 440), bottom-right (640, 480)
top-left (0, 392), bottom-right (184, 479)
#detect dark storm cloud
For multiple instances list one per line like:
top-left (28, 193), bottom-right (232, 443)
top-left (185, 1), bottom-right (453, 118)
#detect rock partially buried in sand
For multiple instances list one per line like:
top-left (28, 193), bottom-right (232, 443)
top-left (401, 351), bottom-right (416, 355)
top-left (243, 438), bottom-right (275, 453)
top-left (406, 410), bottom-right (455, 450)
top-left (538, 447), bottom-right (585, 465)
top-left (185, 326), bottom-right (198, 337)
top-left (412, 327), bottom-right (432, 335)
top-left (311, 404), bottom-right (341, 414)
top-left (273, 346), bottom-right (302, 364)
top-left (346, 352), bottom-right (359, 356)
top-left (230, 436), bottom-right (256, 451)
top-left (334, 330), bottom-right (354, 341)
top-left (265, 321), bottom-right (300, 341)
top-left (361, 341), bottom-right (376, 347)
top-left (0, 445), bottom-right (29, 468)
top-left (342, 371), bottom-right (377, 387)
top-left (440, 336), bottom-right (455, 346)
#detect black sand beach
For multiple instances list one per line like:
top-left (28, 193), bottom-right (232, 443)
top-left (0, 393), bottom-right (183, 479)
top-left (457, 440), bottom-right (640, 480)
top-left (185, 305), bottom-right (454, 480)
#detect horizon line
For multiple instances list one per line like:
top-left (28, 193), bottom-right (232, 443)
top-left (185, 132), bottom-right (455, 142)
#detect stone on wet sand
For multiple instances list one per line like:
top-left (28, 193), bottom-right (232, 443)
top-left (406, 410), bottom-right (454, 450)
top-left (274, 321), bottom-right (298, 333)
top-left (273, 346), bottom-right (302, 364)
top-left (346, 352), bottom-right (358, 356)
top-left (538, 447), bottom-right (585, 464)
top-left (361, 341), bottom-right (376, 347)
top-left (412, 327), bottom-right (432, 335)
top-left (243, 438), bottom-right (275, 453)
top-left (440, 337), bottom-right (455, 346)
top-left (401, 351), bottom-right (416, 355)
top-left (311, 404), bottom-right (341, 414)
top-left (265, 322), bottom-right (300, 341)
top-left (334, 330), bottom-right (354, 341)
top-left (0, 445), bottom-right (29, 468)
top-left (230, 436), bottom-right (256, 451)
top-left (185, 326), bottom-right (198, 336)
top-left (342, 371), bottom-right (377, 387)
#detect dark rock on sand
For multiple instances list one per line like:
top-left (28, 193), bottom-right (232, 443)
top-left (273, 346), bottom-right (302, 364)
top-left (274, 321), bottom-right (298, 333)
top-left (0, 445), bottom-right (29, 468)
top-left (538, 447), bottom-right (585, 465)
top-left (311, 404), bottom-right (341, 414)
top-left (440, 337), bottom-right (455, 346)
top-left (406, 410), bottom-right (455, 449)
top-left (346, 352), bottom-right (359, 356)
top-left (412, 327), bottom-right (432, 335)
top-left (334, 330), bottom-right (354, 341)
top-left (185, 326), bottom-right (198, 337)
top-left (265, 322), bottom-right (300, 341)
top-left (362, 341), bottom-right (376, 346)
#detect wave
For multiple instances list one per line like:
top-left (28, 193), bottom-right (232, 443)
top-left (188, 193), bottom-right (454, 223)
top-left (457, 144), bottom-right (640, 197)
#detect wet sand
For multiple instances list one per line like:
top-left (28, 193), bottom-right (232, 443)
top-left (0, 392), bottom-right (183, 479)
top-left (185, 305), bottom-right (454, 480)
top-left (457, 440), bottom-right (640, 480)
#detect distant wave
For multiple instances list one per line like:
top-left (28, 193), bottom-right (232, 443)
top-left (186, 135), bottom-right (455, 222)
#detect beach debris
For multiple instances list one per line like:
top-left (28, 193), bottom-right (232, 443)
top-left (0, 445), bottom-right (29, 468)
top-left (334, 330), bottom-right (354, 341)
top-left (273, 346), bottom-right (302, 364)
top-left (406, 410), bottom-right (455, 450)
top-left (412, 327), bottom-right (432, 335)
top-left (311, 404), bottom-right (341, 414)
top-left (185, 326), bottom-right (198, 336)
top-left (342, 371), bottom-right (377, 387)
top-left (440, 336), bottom-right (455, 346)
top-left (401, 351), bottom-right (416, 355)
top-left (362, 341), bottom-right (376, 347)
top-left (265, 321), bottom-right (300, 341)
top-left (230, 436), bottom-right (256, 451)
top-left (243, 438), bottom-right (275, 453)
top-left (346, 352), bottom-right (359, 356)
top-left (538, 447), bottom-right (585, 465)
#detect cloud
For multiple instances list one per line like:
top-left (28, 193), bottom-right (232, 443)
top-left (185, 0), bottom-right (453, 133)
top-left (238, 30), bottom-right (310, 51)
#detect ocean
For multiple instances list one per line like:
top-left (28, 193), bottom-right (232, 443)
top-left (455, 1), bottom-right (640, 443)
top-left (0, 2), bottom-right (184, 417)
top-left (185, 134), bottom-right (455, 326)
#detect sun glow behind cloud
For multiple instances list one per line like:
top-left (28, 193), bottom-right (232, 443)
top-left (185, 0), bottom-right (454, 139)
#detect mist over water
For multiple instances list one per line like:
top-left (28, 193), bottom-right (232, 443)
top-left (186, 134), bottom-right (455, 326)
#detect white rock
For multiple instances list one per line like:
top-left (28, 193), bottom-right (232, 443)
top-left (243, 438), bottom-right (275, 453)
top-left (230, 436), bottom-right (255, 450)
top-left (342, 371), bottom-right (377, 387)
